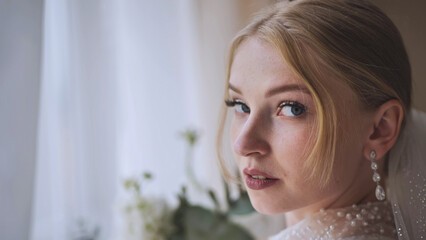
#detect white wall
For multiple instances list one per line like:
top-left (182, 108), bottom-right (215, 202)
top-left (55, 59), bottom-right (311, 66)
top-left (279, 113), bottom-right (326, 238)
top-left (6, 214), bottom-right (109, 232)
top-left (0, 0), bottom-right (43, 239)
top-left (372, 0), bottom-right (426, 112)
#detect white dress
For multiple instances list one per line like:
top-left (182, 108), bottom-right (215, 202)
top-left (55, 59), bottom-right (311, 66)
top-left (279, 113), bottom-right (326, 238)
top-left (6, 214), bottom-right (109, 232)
top-left (269, 201), bottom-right (397, 240)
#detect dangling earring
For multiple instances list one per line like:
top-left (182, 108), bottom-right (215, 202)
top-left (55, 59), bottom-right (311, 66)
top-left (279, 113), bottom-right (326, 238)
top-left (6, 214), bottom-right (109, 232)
top-left (370, 150), bottom-right (386, 201)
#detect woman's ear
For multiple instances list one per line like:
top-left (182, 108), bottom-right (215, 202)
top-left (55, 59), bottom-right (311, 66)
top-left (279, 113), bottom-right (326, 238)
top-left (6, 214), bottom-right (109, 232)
top-left (363, 100), bottom-right (404, 161)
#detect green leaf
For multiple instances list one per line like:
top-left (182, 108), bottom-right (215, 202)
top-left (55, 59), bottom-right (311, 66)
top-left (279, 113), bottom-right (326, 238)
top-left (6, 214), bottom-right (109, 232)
top-left (143, 172), bottom-right (153, 180)
top-left (228, 191), bottom-right (255, 215)
top-left (224, 179), bottom-right (232, 207)
top-left (207, 189), bottom-right (220, 211)
top-left (168, 235), bottom-right (186, 240)
top-left (123, 179), bottom-right (140, 194)
top-left (180, 129), bottom-right (199, 147)
top-left (183, 206), bottom-right (254, 240)
top-left (169, 186), bottom-right (190, 238)
top-left (223, 177), bottom-right (254, 215)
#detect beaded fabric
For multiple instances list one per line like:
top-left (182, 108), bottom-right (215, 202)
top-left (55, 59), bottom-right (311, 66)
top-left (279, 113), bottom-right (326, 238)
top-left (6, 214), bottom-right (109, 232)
top-left (388, 109), bottom-right (426, 240)
top-left (269, 201), bottom-right (397, 240)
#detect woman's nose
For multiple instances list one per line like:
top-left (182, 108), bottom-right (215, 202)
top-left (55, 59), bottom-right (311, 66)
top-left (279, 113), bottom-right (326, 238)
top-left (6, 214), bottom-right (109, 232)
top-left (233, 115), bottom-right (271, 157)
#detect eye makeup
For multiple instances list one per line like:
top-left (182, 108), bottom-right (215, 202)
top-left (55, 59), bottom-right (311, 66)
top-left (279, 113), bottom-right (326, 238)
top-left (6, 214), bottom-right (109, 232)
top-left (225, 99), bottom-right (250, 113)
top-left (277, 101), bottom-right (307, 117)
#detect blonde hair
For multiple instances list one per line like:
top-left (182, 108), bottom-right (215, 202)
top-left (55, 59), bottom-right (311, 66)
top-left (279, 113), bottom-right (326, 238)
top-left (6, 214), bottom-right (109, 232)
top-left (217, 0), bottom-right (411, 186)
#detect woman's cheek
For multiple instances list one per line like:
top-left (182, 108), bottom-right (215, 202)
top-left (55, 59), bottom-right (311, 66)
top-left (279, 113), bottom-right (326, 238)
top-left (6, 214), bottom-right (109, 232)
top-left (273, 126), bottom-right (311, 165)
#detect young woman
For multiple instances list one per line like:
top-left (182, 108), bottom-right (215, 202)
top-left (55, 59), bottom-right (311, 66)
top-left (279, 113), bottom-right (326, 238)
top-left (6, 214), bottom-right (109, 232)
top-left (218, 0), bottom-right (426, 239)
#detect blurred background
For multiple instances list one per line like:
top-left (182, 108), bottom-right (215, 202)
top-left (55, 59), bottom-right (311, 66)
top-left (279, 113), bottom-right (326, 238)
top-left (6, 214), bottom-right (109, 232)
top-left (0, 0), bottom-right (425, 239)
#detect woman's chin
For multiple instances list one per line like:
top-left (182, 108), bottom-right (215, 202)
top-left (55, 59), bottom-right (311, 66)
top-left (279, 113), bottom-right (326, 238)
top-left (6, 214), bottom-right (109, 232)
top-left (249, 194), bottom-right (287, 215)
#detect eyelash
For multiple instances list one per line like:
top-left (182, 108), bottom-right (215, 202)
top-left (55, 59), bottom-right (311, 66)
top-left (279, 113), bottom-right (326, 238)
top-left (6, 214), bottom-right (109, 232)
top-left (225, 99), bottom-right (250, 113)
top-left (224, 100), bottom-right (239, 107)
top-left (278, 101), bottom-right (307, 117)
top-left (224, 99), bottom-right (307, 117)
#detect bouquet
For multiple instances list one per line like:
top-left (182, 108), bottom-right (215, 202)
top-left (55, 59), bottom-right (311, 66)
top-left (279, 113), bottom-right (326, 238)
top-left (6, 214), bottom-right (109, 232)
top-left (122, 130), bottom-right (255, 240)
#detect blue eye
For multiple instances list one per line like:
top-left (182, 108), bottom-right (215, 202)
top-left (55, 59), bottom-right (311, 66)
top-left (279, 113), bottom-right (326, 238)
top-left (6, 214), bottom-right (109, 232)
top-left (235, 102), bottom-right (250, 113)
top-left (225, 100), bottom-right (250, 114)
top-left (279, 101), bottom-right (306, 117)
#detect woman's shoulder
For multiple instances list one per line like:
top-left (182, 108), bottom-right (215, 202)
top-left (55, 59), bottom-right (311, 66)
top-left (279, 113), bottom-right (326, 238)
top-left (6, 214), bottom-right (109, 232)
top-left (341, 236), bottom-right (396, 240)
top-left (269, 201), bottom-right (397, 240)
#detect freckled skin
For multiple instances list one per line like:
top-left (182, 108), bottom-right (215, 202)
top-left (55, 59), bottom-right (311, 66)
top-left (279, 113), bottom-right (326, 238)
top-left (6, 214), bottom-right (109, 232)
top-left (228, 37), bottom-right (377, 224)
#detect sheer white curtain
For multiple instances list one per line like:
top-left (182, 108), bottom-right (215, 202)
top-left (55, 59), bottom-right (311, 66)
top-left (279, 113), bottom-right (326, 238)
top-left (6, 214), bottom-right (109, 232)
top-left (30, 0), bottom-right (120, 239)
top-left (0, 1), bottom-right (43, 240)
top-left (26, 0), bottom-right (242, 239)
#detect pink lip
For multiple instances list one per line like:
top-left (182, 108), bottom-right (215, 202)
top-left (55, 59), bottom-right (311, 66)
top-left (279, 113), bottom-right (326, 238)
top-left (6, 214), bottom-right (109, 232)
top-left (243, 168), bottom-right (279, 190)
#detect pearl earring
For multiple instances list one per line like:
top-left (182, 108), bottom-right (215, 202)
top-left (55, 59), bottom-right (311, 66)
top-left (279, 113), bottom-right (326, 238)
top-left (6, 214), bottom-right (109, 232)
top-left (370, 150), bottom-right (386, 201)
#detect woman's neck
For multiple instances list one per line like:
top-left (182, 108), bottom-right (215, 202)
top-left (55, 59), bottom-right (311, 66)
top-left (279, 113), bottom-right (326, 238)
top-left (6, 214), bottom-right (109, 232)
top-left (285, 164), bottom-right (382, 227)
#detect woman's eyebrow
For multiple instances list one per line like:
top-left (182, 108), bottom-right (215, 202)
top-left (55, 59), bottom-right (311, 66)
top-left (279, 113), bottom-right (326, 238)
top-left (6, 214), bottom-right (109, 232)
top-left (228, 83), bottom-right (311, 96)
top-left (228, 83), bottom-right (242, 94)
top-left (265, 84), bottom-right (311, 97)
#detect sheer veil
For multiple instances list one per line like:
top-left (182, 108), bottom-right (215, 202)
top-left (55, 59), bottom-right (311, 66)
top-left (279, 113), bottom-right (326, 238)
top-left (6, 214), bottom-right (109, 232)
top-left (388, 109), bottom-right (426, 240)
